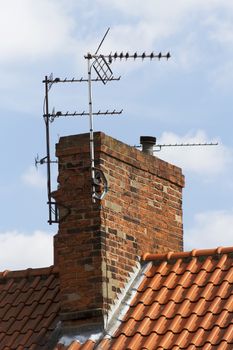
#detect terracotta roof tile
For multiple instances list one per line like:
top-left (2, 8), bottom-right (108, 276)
top-left (56, 247), bottom-right (233, 349)
top-left (113, 247), bottom-right (233, 349)
top-left (2, 246), bottom-right (233, 349)
top-left (0, 265), bottom-right (60, 349)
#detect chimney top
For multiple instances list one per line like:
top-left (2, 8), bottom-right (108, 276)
top-left (140, 136), bottom-right (156, 155)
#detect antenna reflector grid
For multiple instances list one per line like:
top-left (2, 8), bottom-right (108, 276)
top-left (93, 55), bottom-right (113, 84)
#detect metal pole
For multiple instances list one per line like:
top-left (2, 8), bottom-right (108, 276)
top-left (87, 57), bottom-right (96, 202)
top-left (95, 27), bottom-right (110, 55)
top-left (44, 76), bottom-right (52, 223)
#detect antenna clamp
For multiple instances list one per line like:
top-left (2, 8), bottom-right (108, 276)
top-left (92, 168), bottom-right (108, 200)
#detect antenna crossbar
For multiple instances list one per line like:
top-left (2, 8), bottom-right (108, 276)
top-left (155, 142), bottom-right (218, 148)
top-left (35, 155), bottom-right (58, 168)
top-left (136, 141), bottom-right (218, 152)
top-left (44, 109), bottom-right (123, 121)
top-left (154, 142), bottom-right (218, 152)
top-left (42, 76), bottom-right (121, 84)
top-left (85, 52), bottom-right (171, 61)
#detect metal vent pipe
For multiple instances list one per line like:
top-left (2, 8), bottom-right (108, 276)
top-left (140, 136), bottom-right (156, 156)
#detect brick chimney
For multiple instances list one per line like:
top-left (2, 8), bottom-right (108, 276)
top-left (53, 132), bottom-right (184, 331)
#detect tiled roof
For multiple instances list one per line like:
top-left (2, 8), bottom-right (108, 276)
top-left (1, 247), bottom-right (233, 349)
top-left (54, 341), bottom-right (96, 350)
top-left (0, 265), bottom-right (60, 350)
top-left (56, 247), bottom-right (233, 349)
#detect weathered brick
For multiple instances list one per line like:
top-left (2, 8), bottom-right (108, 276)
top-left (53, 132), bottom-right (184, 329)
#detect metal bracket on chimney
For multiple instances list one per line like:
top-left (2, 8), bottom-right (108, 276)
top-left (92, 168), bottom-right (108, 200)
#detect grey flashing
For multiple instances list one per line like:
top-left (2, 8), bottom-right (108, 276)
top-left (58, 323), bottom-right (104, 345)
top-left (102, 261), bottom-right (152, 340)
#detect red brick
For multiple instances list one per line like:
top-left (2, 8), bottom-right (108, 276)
top-left (53, 132), bottom-right (184, 328)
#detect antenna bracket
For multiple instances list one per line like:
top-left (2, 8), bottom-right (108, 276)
top-left (92, 168), bottom-right (108, 200)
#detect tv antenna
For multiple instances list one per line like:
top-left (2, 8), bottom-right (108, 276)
top-left (85, 28), bottom-right (170, 203)
top-left (153, 141), bottom-right (218, 152)
top-left (136, 136), bottom-right (218, 155)
top-left (36, 28), bottom-right (171, 224)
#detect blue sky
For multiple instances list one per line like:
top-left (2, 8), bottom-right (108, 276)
top-left (0, 0), bottom-right (233, 269)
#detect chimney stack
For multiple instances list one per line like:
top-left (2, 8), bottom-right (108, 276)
top-left (53, 132), bottom-right (184, 332)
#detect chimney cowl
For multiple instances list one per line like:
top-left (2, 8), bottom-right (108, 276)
top-left (140, 136), bottom-right (156, 155)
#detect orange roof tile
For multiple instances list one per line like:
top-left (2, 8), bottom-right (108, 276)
top-left (107, 247), bottom-right (233, 349)
top-left (57, 247), bottom-right (233, 349)
top-left (2, 247), bottom-right (233, 349)
top-left (0, 265), bottom-right (60, 350)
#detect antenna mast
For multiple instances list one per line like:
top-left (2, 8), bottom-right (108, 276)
top-left (84, 28), bottom-right (171, 202)
top-left (43, 74), bottom-right (58, 224)
top-left (37, 28), bottom-right (171, 222)
top-left (86, 28), bottom-right (113, 202)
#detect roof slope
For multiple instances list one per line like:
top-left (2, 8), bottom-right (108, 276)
top-left (1, 247), bottom-right (232, 349)
top-left (56, 247), bottom-right (233, 349)
top-left (0, 266), bottom-right (60, 350)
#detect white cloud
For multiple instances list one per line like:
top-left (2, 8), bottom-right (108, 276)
top-left (0, 230), bottom-right (53, 270)
top-left (203, 11), bottom-right (233, 48)
top-left (22, 166), bottom-right (46, 189)
top-left (0, 0), bottom-right (76, 63)
top-left (209, 60), bottom-right (233, 90)
top-left (96, 2), bottom-right (190, 53)
top-left (98, 0), bottom-right (233, 25)
top-left (157, 130), bottom-right (232, 176)
top-left (1, 0), bottom-right (232, 66)
top-left (0, 0), bottom-right (232, 77)
top-left (185, 209), bottom-right (233, 250)
top-left (94, 0), bottom-right (233, 78)
top-left (97, 0), bottom-right (233, 45)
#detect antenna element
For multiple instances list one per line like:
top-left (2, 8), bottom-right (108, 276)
top-left (38, 28), bottom-right (171, 223)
